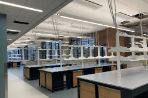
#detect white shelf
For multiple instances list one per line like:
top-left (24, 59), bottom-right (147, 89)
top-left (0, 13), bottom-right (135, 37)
top-left (109, 47), bottom-right (148, 52)
top-left (109, 46), bottom-right (130, 52)
top-left (109, 55), bottom-right (148, 62)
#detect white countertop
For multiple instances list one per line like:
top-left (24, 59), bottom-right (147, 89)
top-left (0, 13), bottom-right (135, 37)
top-left (25, 63), bottom-right (66, 68)
top-left (78, 66), bottom-right (148, 90)
top-left (39, 64), bottom-right (115, 73)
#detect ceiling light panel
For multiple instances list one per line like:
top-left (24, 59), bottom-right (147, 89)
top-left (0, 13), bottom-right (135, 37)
top-left (0, 1), bottom-right (43, 12)
top-left (7, 29), bottom-right (21, 32)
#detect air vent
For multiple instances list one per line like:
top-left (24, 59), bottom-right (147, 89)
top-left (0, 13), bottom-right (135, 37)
top-left (75, 0), bottom-right (103, 9)
top-left (7, 31), bottom-right (19, 35)
top-left (14, 21), bottom-right (29, 25)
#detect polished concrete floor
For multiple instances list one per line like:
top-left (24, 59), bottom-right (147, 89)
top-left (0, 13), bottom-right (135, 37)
top-left (8, 66), bottom-right (77, 98)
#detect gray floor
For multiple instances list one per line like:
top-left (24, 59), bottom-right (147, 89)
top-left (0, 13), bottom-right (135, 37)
top-left (8, 66), bottom-right (77, 98)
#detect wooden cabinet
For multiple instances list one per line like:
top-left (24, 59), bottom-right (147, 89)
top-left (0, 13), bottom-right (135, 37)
top-left (13, 62), bottom-right (17, 67)
top-left (40, 71), bottom-right (46, 87)
top-left (121, 64), bottom-right (127, 69)
top-left (96, 28), bottom-right (127, 47)
top-left (99, 86), bottom-right (121, 98)
top-left (73, 70), bottom-right (83, 87)
top-left (80, 81), bottom-right (96, 98)
top-left (111, 66), bottom-right (116, 71)
top-left (24, 68), bottom-right (30, 79)
top-left (95, 68), bottom-right (102, 73)
top-left (46, 73), bottom-right (52, 90)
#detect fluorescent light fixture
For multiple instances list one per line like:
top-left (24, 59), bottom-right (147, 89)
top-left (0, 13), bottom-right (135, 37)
top-left (7, 29), bottom-right (21, 32)
top-left (76, 36), bottom-right (83, 38)
top-left (60, 15), bottom-right (135, 32)
top-left (0, 1), bottom-right (43, 12)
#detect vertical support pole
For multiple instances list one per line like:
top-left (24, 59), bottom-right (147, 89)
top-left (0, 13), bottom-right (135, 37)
top-left (132, 52), bottom-right (135, 56)
top-left (143, 38), bottom-right (146, 48)
top-left (0, 14), bottom-right (7, 98)
top-left (22, 47), bottom-right (24, 61)
top-left (104, 47), bottom-right (107, 56)
top-left (28, 47), bottom-right (30, 61)
top-left (98, 46), bottom-right (100, 66)
top-left (70, 46), bottom-right (74, 59)
top-left (21, 47), bottom-right (25, 65)
top-left (80, 46), bottom-right (84, 58)
top-left (46, 49), bottom-right (48, 60)
top-left (89, 46), bottom-right (92, 57)
top-left (131, 37), bottom-right (135, 48)
top-left (37, 48), bottom-right (40, 65)
top-left (59, 40), bottom-right (62, 68)
top-left (116, 31), bottom-right (121, 71)
top-left (80, 46), bottom-right (84, 67)
top-left (145, 60), bottom-right (148, 69)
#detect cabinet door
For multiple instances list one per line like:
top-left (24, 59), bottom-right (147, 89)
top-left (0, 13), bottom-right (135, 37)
top-left (80, 81), bottom-right (96, 98)
top-left (46, 73), bottom-right (52, 90)
top-left (73, 70), bottom-right (83, 87)
top-left (95, 68), bottom-right (102, 73)
top-left (13, 62), bottom-right (17, 67)
top-left (99, 86), bottom-right (121, 98)
top-left (24, 68), bottom-right (30, 79)
top-left (40, 71), bottom-right (46, 87)
top-left (111, 66), bottom-right (116, 71)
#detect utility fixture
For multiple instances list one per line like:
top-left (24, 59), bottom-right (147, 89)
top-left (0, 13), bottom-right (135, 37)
top-left (0, 1), bottom-right (43, 12)
top-left (59, 15), bottom-right (135, 32)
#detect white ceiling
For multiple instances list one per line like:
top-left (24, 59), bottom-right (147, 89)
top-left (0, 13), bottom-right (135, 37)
top-left (59, 0), bottom-right (145, 25)
top-left (9, 0), bottom-right (148, 47)
top-left (1, 0), bottom-right (72, 44)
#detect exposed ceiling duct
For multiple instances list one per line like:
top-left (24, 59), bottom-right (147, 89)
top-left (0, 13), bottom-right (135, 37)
top-left (120, 12), bottom-right (148, 34)
top-left (74, 0), bottom-right (103, 9)
top-left (121, 17), bottom-right (148, 27)
top-left (121, 12), bottom-right (148, 27)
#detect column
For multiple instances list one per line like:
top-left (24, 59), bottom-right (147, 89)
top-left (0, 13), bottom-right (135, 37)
top-left (0, 14), bottom-right (7, 98)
